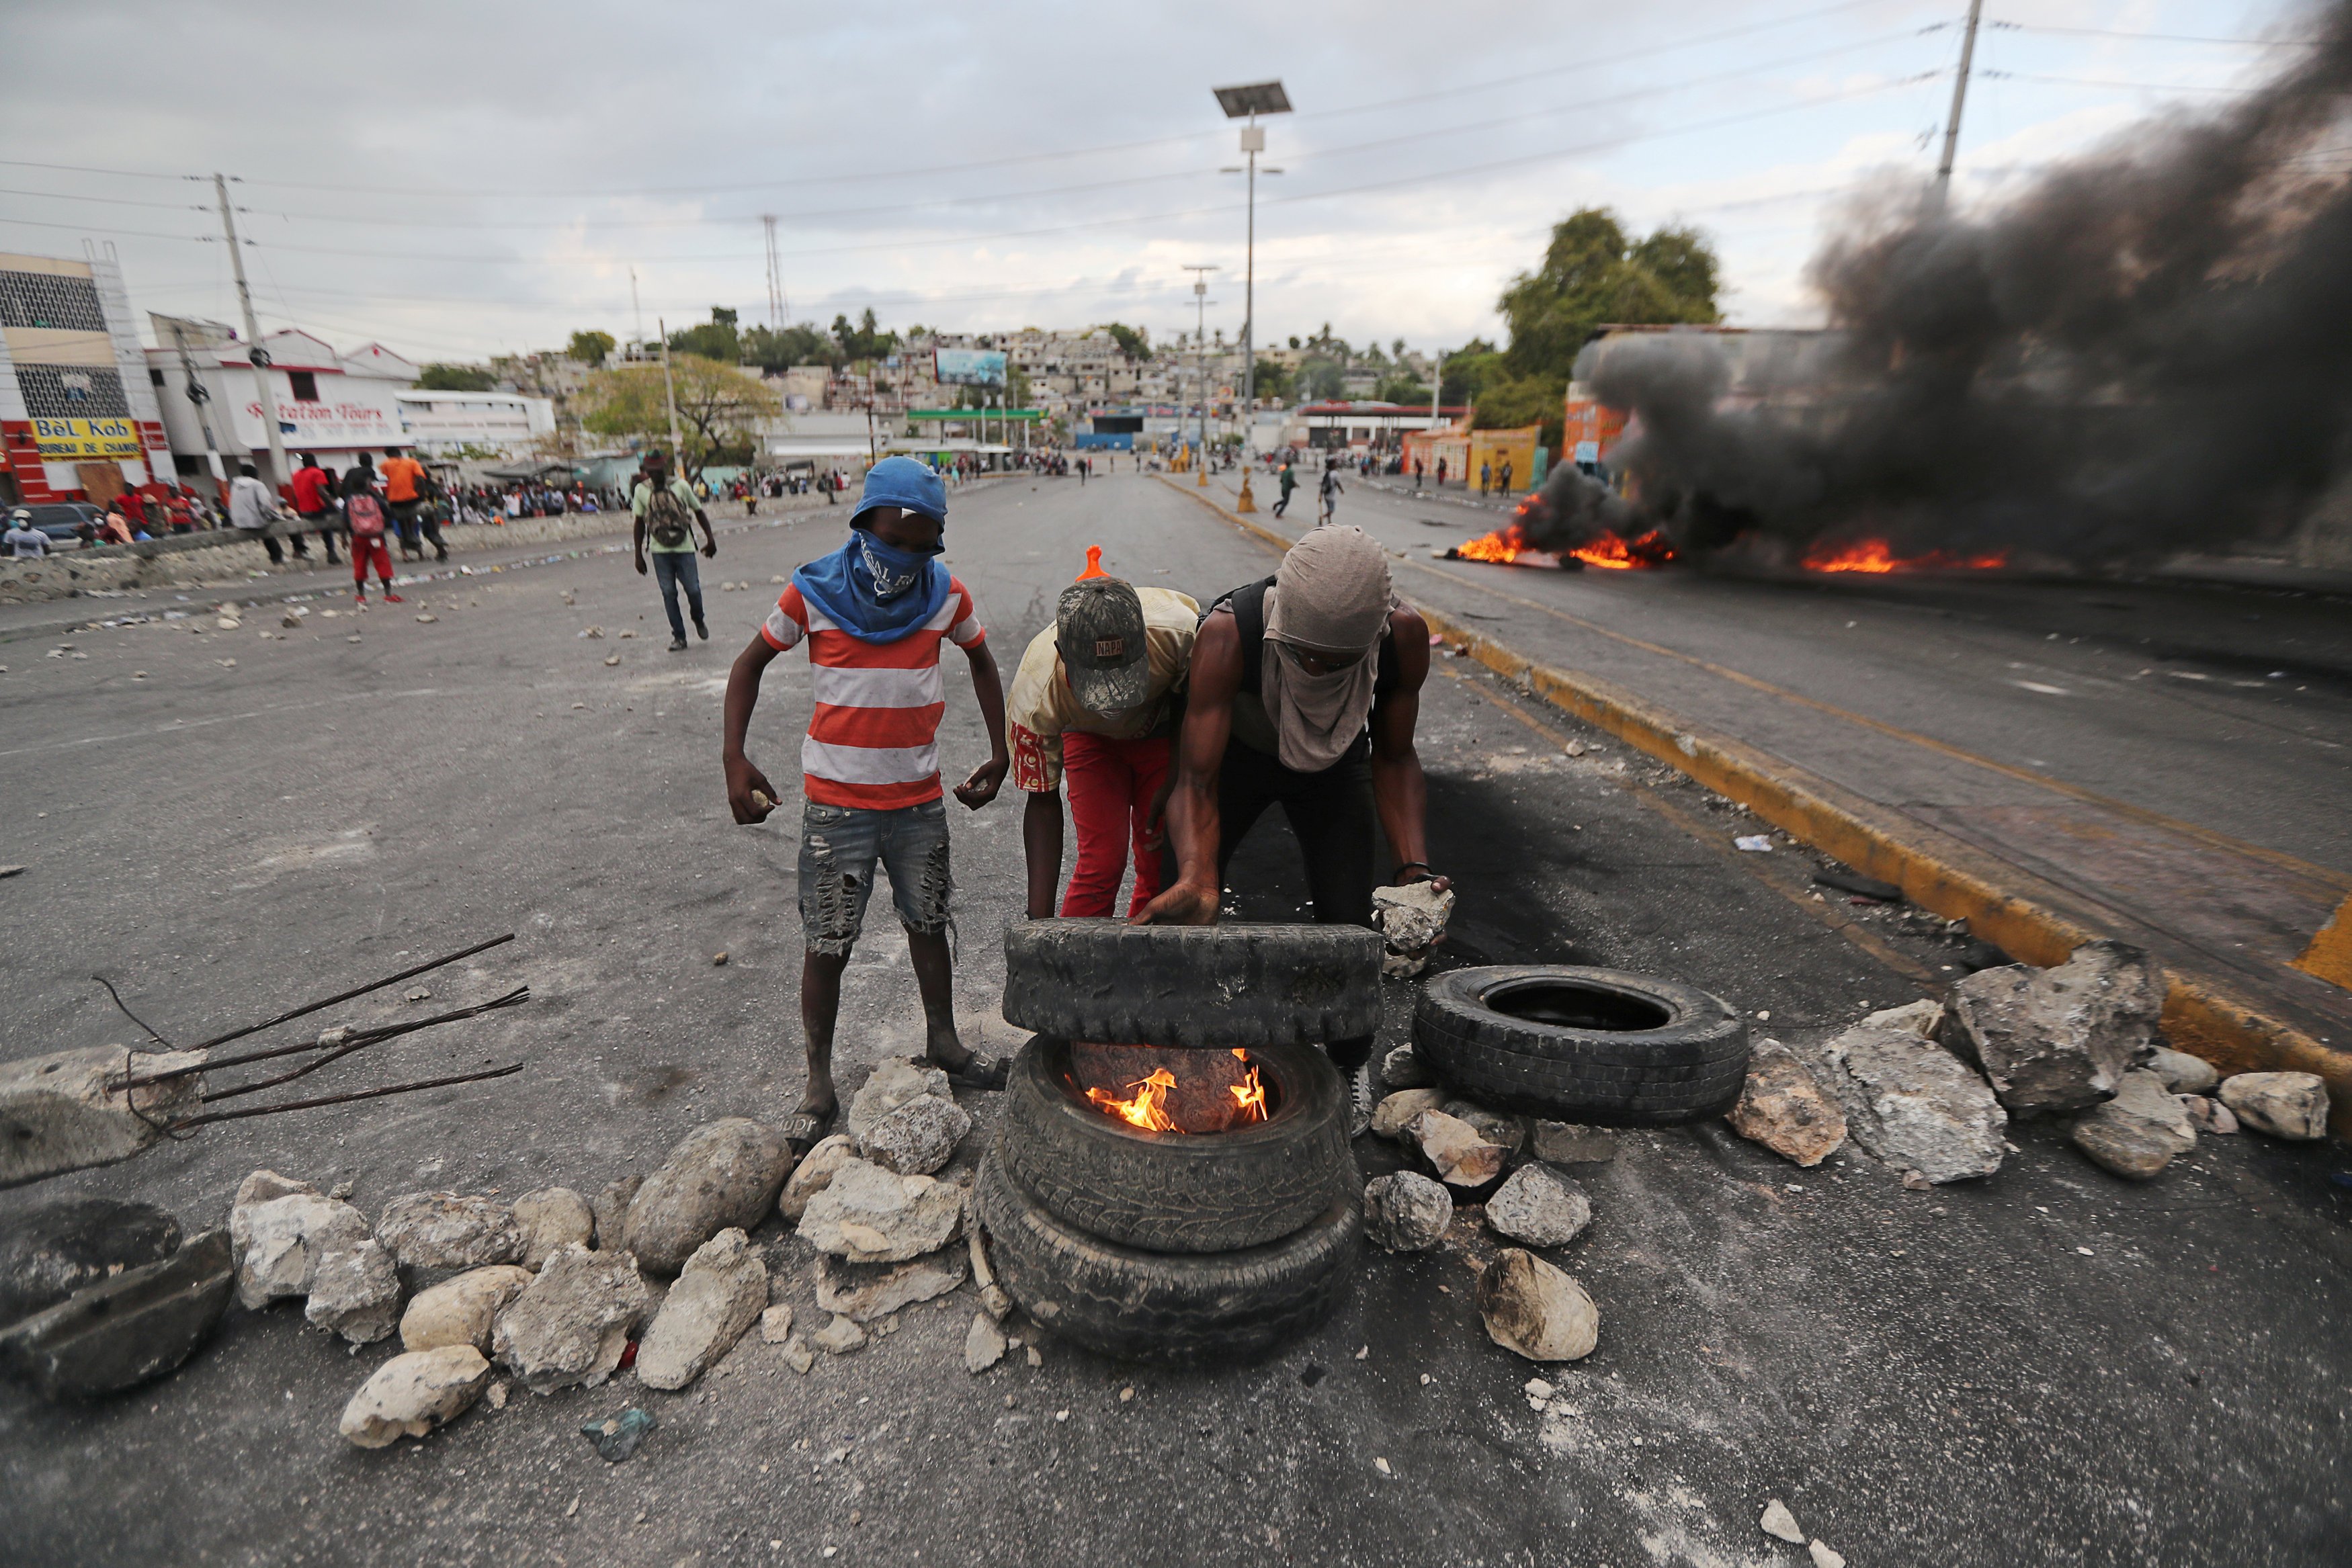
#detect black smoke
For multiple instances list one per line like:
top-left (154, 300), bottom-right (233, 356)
top-left (1564, 1), bottom-right (2352, 566)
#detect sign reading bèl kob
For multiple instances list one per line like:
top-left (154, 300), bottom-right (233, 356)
top-left (32, 416), bottom-right (143, 459)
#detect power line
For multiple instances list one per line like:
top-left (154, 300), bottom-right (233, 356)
top-left (1988, 21), bottom-right (2324, 46)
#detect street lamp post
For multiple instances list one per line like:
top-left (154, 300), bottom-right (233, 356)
top-left (1215, 80), bottom-right (1290, 512)
top-left (1182, 265), bottom-right (1218, 486)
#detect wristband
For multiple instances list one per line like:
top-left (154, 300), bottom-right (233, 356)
top-left (1394, 861), bottom-right (1433, 881)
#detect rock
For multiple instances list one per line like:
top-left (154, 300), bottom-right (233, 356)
top-left (2069, 1114), bottom-right (2177, 1180)
top-left (591, 1175), bottom-right (642, 1250)
top-left (2148, 1047), bottom-right (2219, 1095)
top-left (490, 1244), bottom-right (653, 1394)
top-left (1822, 1022), bottom-right (2006, 1184)
top-left (339, 1346), bottom-right (491, 1448)
top-left (304, 1241), bottom-right (403, 1344)
top-left (1485, 1166), bottom-right (1593, 1247)
top-left (1441, 1100), bottom-right (1525, 1156)
top-left (375, 1192), bottom-right (522, 1271)
top-left (759, 1303), bottom-right (795, 1344)
top-left (1865, 999), bottom-right (1945, 1037)
top-left (1527, 1121), bottom-right (1617, 1164)
top-left (400, 1265), bottom-right (535, 1353)
top-left (857, 1094), bottom-right (972, 1177)
top-left (796, 1160), bottom-right (962, 1263)
top-left (810, 1313), bottom-right (868, 1354)
top-left (964, 1312), bottom-right (1007, 1373)
top-left (512, 1187), bottom-right (594, 1269)
top-left (1362, 1172), bottom-right (1453, 1252)
top-left (0, 1229), bottom-right (233, 1401)
top-left (1809, 1542), bottom-right (1846, 1568)
top-left (1476, 1248), bottom-right (1599, 1362)
top-left (781, 1336), bottom-right (816, 1374)
top-left (234, 1194), bottom-right (372, 1309)
top-left (1372, 880), bottom-right (1455, 975)
top-left (624, 1119), bottom-right (794, 1275)
top-left (1761, 1500), bottom-right (1804, 1544)
top-left (845, 1059), bottom-right (951, 1143)
top-left (1409, 1110), bottom-right (1511, 1187)
top-left (1940, 939), bottom-right (2162, 1112)
top-left (636, 1228), bottom-right (767, 1391)
top-left (0, 1196), bottom-right (182, 1325)
top-left (0, 1045), bottom-right (208, 1187)
top-left (778, 1135), bottom-right (859, 1222)
top-left (1372, 1088), bottom-right (1447, 1140)
top-left (1380, 1043), bottom-right (1435, 1091)
top-left (2183, 1095), bottom-right (2238, 1135)
top-left (814, 1248), bottom-right (967, 1322)
top-left (2217, 1072), bottom-right (2330, 1141)
top-left (233, 1169), bottom-right (317, 1210)
top-left (1726, 1039), bottom-right (1849, 1168)
top-left (2109, 1070), bottom-right (2196, 1151)
top-left (582, 1406), bottom-right (657, 1461)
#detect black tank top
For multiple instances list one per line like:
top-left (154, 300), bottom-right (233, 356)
top-left (1205, 575), bottom-right (1400, 767)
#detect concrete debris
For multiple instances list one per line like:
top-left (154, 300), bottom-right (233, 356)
top-left (304, 1241), bottom-right (403, 1344)
top-left (964, 1312), bottom-right (1007, 1373)
top-left (796, 1160), bottom-right (963, 1264)
top-left (1809, 1541), bottom-right (1847, 1568)
top-left (234, 1194), bottom-right (372, 1310)
top-left (2218, 1072), bottom-right (2330, 1141)
top-left (485, 1379), bottom-right (508, 1410)
top-left (1380, 1043), bottom-right (1435, 1091)
top-left (0, 1044), bottom-right (208, 1188)
top-left (1025, 1344), bottom-right (1042, 1368)
top-left (1371, 1088), bottom-right (1447, 1141)
top-left (810, 1313), bottom-right (868, 1355)
top-left (1409, 1110), bottom-right (1511, 1188)
top-left (375, 1192), bottom-right (523, 1272)
top-left (0, 1229), bottom-right (233, 1401)
top-left (0, 1196), bottom-right (181, 1326)
top-left (781, 1336), bottom-right (816, 1374)
top-left (966, 1192), bottom-right (1015, 1323)
top-left (1527, 1121), bottom-right (1618, 1164)
top-left (2148, 1047), bottom-right (2220, 1096)
top-left (490, 1243), bottom-right (653, 1394)
top-left (1484, 1165), bottom-right (1592, 1248)
top-left (857, 1092), bottom-right (972, 1177)
top-left (1822, 1021), bottom-right (2007, 1184)
top-left (1441, 1100), bottom-right (1526, 1156)
top-left (845, 1059), bottom-right (952, 1143)
top-left (778, 1135), bottom-right (860, 1222)
top-left (1362, 1172), bottom-right (1453, 1252)
top-left (1476, 1248), bottom-right (1599, 1362)
top-left (759, 1303), bottom-right (795, 1344)
top-left (339, 1345), bottom-right (491, 1448)
top-left (591, 1175), bottom-right (642, 1250)
top-left (1372, 880), bottom-right (1455, 976)
top-left (1726, 1039), bottom-right (1848, 1168)
top-left (814, 1248), bottom-right (967, 1323)
top-left (512, 1187), bottom-right (595, 1270)
top-left (2183, 1095), bottom-right (2238, 1135)
top-left (400, 1265), bottom-right (535, 1354)
top-left (624, 1118), bottom-right (794, 1275)
top-left (2070, 1112), bottom-right (2178, 1180)
top-left (1941, 940), bottom-right (2162, 1113)
top-left (1761, 1500), bottom-right (1804, 1544)
top-left (235, 1168), bottom-right (319, 1209)
top-left (636, 1228), bottom-right (767, 1391)
top-left (1865, 999), bottom-right (1944, 1038)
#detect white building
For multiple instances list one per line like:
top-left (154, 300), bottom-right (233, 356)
top-left (395, 388), bottom-right (558, 458)
top-left (146, 320), bottom-right (415, 478)
top-left (0, 248), bottom-right (175, 504)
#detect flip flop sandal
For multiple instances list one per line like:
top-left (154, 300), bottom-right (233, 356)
top-left (939, 1055), bottom-right (1009, 1093)
top-left (779, 1109), bottom-right (835, 1156)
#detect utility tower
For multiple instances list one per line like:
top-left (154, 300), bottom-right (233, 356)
top-left (763, 216), bottom-right (787, 331)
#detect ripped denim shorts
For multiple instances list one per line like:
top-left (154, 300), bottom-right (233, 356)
top-left (797, 798), bottom-right (953, 956)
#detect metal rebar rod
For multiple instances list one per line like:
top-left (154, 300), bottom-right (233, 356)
top-left (165, 1061), bottom-right (525, 1131)
top-left (193, 987), bottom-right (531, 1104)
top-left (187, 933), bottom-right (515, 1053)
top-left (112, 984), bottom-right (530, 1090)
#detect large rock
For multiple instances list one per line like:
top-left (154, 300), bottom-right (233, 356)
top-left (2069, 1071), bottom-right (2195, 1180)
top-left (304, 1241), bottom-right (403, 1344)
top-left (2148, 1048), bottom-right (2219, 1096)
top-left (0, 1229), bottom-right (233, 1401)
top-left (1726, 1039), bottom-right (1847, 1168)
top-left (512, 1187), bottom-right (593, 1269)
top-left (0, 1196), bottom-right (182, 1325)
top-left (0, 1045), bottom-right (207, 1188)
top-left (846, 1059), bottom-right (951, 1143)
top-left (1941, 940), bottom-right (2162, 1112)
top-left (636, 1228), bottom-right (767, 1391)
top-left (339, 1346), bottom-right (491, 1448)
top-left (1362, 1172), bottom-right (1452, 1252)
top-left (814, 1248), bottom-right (968, 1322)
top-left (623, 1119), bottom-right (794, 1275)
top-left (235, 1194), bottom-right (372, 1309)
top-left (2218, 1072), bottom-right (2330, 1141)
top-left (796, 1160), bottom-right (962, 1263)
top-left (1372, 1088), bottom-right (1447, 1141)
top-left (375, 1193), bottom-right (522, 1271)
top-left (1380, 1043), bottom-right (1435, 1091)
top-left (1442, 1100), bottom-right (1525, 1156)
top-left (1485, 1166), bottom-right (1592, 1247)
top-left (490, 1244), bottom-right (653, 1393)
top-left (1822, 1022), bottom-right (2007, 1184)
top-left (1409, 1110), bottom-right (1510, 1187)
top-left (591, 1175), bottom-right (641, 1250)
top-left (401, 1265), bottom-right (535, 1353)
top-left (1477, 1248), bottom-right (1598, 1362)
top-left (778, 1135), bottom-right (859, 1222)
top-left (1527, 1121), bottom-right (1617, 1164)
top-left (857, 1094), bottom-right (972, 1177)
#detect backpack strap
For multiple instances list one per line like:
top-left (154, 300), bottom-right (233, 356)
top-left (1202, 574), bottom-right (1275, 696)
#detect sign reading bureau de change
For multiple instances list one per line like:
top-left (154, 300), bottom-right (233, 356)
top-left (32, 416), bottom-right (142, 459)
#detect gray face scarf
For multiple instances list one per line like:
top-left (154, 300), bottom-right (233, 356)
top-left (1259, 526), bottom-right (1394, 773)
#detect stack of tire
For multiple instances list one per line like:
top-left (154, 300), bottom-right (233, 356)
top-left (981, 919), bottom-right (1384, 1363)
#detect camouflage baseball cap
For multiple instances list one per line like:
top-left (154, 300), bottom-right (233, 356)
top-left (1056, 576), bottom-right (1150, 715)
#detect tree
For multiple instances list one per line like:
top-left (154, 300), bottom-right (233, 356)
top-left (743, 322), bottom-right (843, 374)
top-left (668, 307), bottom-right (741, 365)
top-left (1374, 374), bottom-right (1431, 405)
top-left (567, 330), bottom-right (616, 367)
top-left (417, 363), bottom-right (496, 392)
top-left (579, 353), bottom-right (782, 474)
top-left (1099, 322), bottom-right (1152, 361)
top-left (830, 308), bottom-right (895, 364)
top-left (1296, 359), bottom-right (1345, 402)
top-left (1253, 360), bottom-right (1296, 403)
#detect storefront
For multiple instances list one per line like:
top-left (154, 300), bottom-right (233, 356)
top-left (0, 251), bottom-right (175, 504)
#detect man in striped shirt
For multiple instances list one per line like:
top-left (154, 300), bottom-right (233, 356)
top-left (722, 458), bottom-right (1009, 1138)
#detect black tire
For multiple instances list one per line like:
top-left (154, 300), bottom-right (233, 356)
top-left (1001, 918), bottom-right (1382, 1047)
top-left (1412, 965), bottom-right (1749, 1126)
top-left (976, 1152), bottom-right (1359, 1364)
top-left (997, 1037), bottom-right (1352, 1254)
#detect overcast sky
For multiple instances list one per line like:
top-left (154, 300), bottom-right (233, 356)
top-left (0, 0), bottom-right (2318, 364)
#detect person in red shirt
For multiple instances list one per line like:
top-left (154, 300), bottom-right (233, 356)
top-left (288, 453), bottom-right (340, 564)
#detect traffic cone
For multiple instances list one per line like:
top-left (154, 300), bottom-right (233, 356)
top-left (1075, 544), bottom-right (1107, 581)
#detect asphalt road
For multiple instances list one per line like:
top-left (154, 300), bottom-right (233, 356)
top-left (1, 470), bottom-right (2347, 1567)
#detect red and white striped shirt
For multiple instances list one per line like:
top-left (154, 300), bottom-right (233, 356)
top-left (761, 578), bottom-right (987, 810)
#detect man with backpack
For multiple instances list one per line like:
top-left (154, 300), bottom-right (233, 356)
top-left (634, 451), bottom-right (717, 651)
top-left (340, 453), bottom-right (401, 603)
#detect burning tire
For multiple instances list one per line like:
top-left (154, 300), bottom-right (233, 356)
top-left (997, 1037), bottom-right (1353, 1254)
top-left (1412, 965), bottom-right (1748, 1125)
top-left (976, 1151), bottom-right (1360, 1364)
top-left (1001, 918), bottom-right (1383, 1047)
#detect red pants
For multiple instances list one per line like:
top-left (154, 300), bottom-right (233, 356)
top-left (351, 535), bottom-right (396, 585)
top-left (1060, 732), bottom-right (1173, 918)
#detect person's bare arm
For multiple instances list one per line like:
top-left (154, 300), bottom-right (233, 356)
top-left (1134, 611), bottom-right (1238, 925)
top-left (953, 640), bottom-right (1009, 808)
top-left (1368, 607), bottom-right (1448, 889)
top-left (696, 503), bottom-right (718, 558)
top-left (632, 513), bottom-right (648, 575)
top-left (722, 633), bottom-right (782, 822)
top-left (1022, 789), bottom-right (1064, 918)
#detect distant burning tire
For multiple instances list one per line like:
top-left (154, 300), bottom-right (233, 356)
top-left (997, 1037), bottom-right (1352, 1254)
top-left (1413, 965), bottom-right (1749, 1125)
top-left (1001, 918), bottom-right (1382, 1047)
top-left (976, 1152), bottom-right (1360, 1364)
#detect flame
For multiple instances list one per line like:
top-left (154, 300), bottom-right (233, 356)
top-left (1802, 539), bottom-right (2009, 574)
top-left (1230, 1065), bottom-right (1267, 1120)
top-left (1087, 1068), bottom-right (1180, 1132)
top-left (1453, 521), bottom-right (1674, 570)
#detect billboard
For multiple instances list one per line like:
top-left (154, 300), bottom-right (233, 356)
top-left (933, 348), bottom-right (1007, 387)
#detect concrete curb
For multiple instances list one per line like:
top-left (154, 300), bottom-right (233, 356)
top-left (1153, 474), bottom-right (2351, 1133)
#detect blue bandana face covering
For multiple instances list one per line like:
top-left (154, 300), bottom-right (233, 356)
top-left (791, 523), bottom-right (952, 644)
top-left (857, 529), bottom-right (938, 601)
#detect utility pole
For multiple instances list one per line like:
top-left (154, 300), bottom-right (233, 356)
top-left (1183, 264), bottom-right (1218, 485)
top-left (1933, 0), bottom-right (1985, 208)
top-left (167, 318), bottom-right (226, 483)
top-left (658, 316), bottom-right (685, 474)
top-left (212, 173), bottom-right (288, 490)
top-left (1214, 79), bottom-right (1290, 508)
top-left (762, 217), bottom-right (786, 331)
top-left (631, 267), bottom-right (644, 351)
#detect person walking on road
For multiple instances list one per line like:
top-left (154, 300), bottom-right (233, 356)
top-left (5, 507), bottom-right (50, 558)
top-left (633, 451), bottom-right (717, 651)
top-left (340, 455), bottom-right (401, 603)
top-left (228, 462), bottom-right (288, 564)
top-left (290, 453), bottom-right (340, 564)
top-left (1317, 463), bottom-right (1343, 525)
top-left (381, 448), bottom-right (445, 562)
top-left (1273, 458), bottom-right (1297, 519)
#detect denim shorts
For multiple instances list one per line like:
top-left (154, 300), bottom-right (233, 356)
top-left (798, 797), bottom-right (953, 955)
